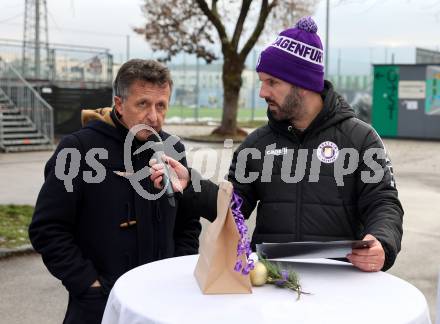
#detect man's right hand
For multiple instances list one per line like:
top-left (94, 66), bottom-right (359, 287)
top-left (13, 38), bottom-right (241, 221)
top-left (347, 234), bottom-right (385, 272)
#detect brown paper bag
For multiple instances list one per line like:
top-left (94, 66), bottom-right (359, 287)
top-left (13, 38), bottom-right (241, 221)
top-left (194, 181), bottom-right (252, 294)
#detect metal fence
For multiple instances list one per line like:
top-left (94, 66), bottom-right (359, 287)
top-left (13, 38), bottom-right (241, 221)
top-left (166, 62), bottom-right (372, 124)
top-left (0, 38), bottom-right (113, 84)
top-left (0, 57), bottom-right (54, 144)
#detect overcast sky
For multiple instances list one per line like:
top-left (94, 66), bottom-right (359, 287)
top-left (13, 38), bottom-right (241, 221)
top-left (1, 0), bottom-right (439, 74)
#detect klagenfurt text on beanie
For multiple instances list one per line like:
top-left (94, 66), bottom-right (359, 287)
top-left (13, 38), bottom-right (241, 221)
top-left (256, 16), bottom-right (325, 93)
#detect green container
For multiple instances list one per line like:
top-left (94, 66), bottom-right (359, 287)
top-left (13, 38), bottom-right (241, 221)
top-left (372, 66), bottom-right (400, 137)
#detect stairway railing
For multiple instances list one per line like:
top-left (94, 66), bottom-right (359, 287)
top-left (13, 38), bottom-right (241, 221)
top-left (0, 57), bottom-right (54, 145)
top-left (0, 103), bottom-right (3, 150)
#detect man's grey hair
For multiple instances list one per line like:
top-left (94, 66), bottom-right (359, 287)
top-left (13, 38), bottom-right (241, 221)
top-left (113, 59), bottom-right (173, 100)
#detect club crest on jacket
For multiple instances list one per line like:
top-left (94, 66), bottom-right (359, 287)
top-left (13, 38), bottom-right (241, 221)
top-left (317, 141), bottom-right (339, 163)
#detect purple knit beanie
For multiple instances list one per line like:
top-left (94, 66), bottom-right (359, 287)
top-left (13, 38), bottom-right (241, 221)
top-left (256, 16), bottom-right (324, 93)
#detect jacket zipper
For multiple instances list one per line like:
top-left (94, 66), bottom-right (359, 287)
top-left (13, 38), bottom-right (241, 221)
top-left (287, 126), bottom-right (304, 242)
top-left (295, 142), bottom-right (302, 241)
top-left (295, 128), bottom-right (315, 241)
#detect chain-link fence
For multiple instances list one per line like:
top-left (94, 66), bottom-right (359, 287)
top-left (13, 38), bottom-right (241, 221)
top-left (166, 62), bottom-right (373, 124)
top-left (0, 38), bottom-right (113, 86)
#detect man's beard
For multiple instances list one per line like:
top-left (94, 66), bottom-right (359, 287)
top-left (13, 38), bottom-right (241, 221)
top-left (267, 86), bottom-right (304, 122)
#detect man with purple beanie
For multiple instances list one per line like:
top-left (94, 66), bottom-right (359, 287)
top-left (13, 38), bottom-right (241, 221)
top-left (228, 17), bottom-right (404, 272)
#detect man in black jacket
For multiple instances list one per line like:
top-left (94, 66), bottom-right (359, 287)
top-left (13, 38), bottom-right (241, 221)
top-left (152, 17), bottom-right (403, 273)
top-left (29, 59), bottom-right (212, 324)
top-left (230, 17), bottom-right (403, 272)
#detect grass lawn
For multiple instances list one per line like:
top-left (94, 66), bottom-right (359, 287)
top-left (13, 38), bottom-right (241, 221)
top-left (167, 106), bottom-right (268, 120)
top-left (0, 205), bottom-right (34, 249)
top-left (237, 120), bottom-right (267, 128)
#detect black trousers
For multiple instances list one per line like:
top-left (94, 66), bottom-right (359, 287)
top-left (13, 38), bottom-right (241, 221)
top-left (63, 287), bottom-right (108, 324)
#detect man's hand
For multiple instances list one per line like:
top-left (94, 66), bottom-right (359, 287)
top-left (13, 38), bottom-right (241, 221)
top-left (347, 234), bottom-right (385, 272)
top-left (149, 155), bottom-right (190, 193)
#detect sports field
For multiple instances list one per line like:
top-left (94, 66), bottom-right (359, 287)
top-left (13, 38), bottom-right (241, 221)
top-left (166, 105), bottom-right (267, 120)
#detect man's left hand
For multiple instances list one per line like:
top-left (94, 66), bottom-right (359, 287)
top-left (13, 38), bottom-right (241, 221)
top-left (149, 155), bottom-right (190, 193)
top-left (347, 234), bottom-right (385, 272)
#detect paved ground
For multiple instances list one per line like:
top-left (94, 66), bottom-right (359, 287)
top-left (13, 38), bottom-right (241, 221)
top-left (0, 253), bottom-right (67, 324)
top-left (0, 124), bottom-right (439, 323)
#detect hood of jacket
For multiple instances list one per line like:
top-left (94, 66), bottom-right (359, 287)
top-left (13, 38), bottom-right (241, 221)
top-left (80, 107), bottom-right (164, 145)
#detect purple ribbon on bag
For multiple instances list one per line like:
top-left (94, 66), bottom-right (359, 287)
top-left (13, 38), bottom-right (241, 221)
top-left (231, 192), bottom-right (254, 275)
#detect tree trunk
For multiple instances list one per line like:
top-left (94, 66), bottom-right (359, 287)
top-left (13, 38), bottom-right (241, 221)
top-left (212, 53), bottom-right (247, 137)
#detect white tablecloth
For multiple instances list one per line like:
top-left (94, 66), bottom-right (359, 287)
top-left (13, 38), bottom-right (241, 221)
top-left (102, 255), bottom-right (431, 324)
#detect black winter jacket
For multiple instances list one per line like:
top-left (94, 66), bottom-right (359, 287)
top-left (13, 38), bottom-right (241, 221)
top-left (29, 109), bottom-right (205, 297)
top-left (228, 81), bottom-right (404, 271)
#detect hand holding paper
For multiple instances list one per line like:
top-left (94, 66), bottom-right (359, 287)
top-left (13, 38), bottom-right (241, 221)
top-left (256, 239), bottom-right (375, 260)
top-left (347, 234), bottom-right (385, 272)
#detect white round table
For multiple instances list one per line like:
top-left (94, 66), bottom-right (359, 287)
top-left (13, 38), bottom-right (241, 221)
top-left (101, 255), bottom-right (431, 324)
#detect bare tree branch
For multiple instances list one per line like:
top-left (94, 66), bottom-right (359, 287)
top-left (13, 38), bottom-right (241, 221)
top-left (195, 0), bottom-right (229, 46)
top-left (212, 0), bottom-right (219, 15)
top-left (134, 0), bottom-right (218, 62)
top-left (135, 0), bottom-right (317, 135)
top-left (231, 0), bottom-right (253, 51)
top-left (239, 0), bottom-right (277, 61)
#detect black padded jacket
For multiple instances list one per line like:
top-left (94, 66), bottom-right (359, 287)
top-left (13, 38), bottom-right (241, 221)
top-left (228, 81), bottom-right (404, 271)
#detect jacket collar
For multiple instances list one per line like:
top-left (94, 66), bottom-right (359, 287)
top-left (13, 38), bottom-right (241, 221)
top-left (82, 107), bottom-right (165, 146)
